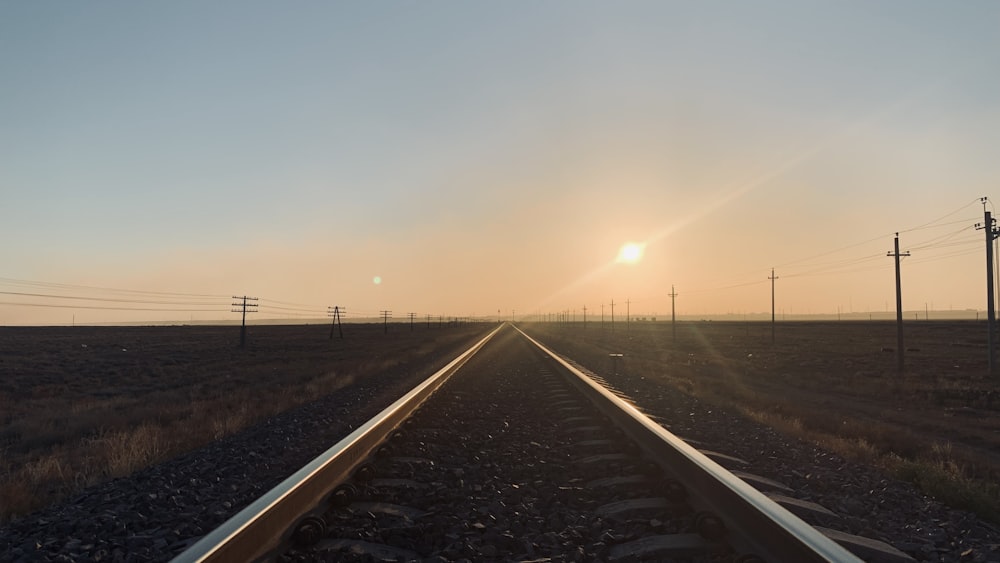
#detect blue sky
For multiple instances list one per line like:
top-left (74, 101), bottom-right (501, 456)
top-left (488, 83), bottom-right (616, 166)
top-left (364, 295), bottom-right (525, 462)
top-left (2, 2), bottom-right (999, 324)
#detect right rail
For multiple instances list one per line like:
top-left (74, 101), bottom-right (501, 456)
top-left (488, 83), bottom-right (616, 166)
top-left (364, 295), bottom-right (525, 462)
top-left (516, 325), bottom-right (861, 562)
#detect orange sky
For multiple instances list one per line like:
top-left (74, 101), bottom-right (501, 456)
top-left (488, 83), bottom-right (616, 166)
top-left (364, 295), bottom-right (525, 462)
top-left (2, 2), bottom-right (998, 325)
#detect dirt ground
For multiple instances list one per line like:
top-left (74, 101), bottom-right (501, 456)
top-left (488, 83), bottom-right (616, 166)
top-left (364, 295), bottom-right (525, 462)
top-left (0, 322), bottom-right (491, 521)
top-left (5, 319), bottom-right (998, 521)
top-left (524, 320), bottom-right (1000, 507)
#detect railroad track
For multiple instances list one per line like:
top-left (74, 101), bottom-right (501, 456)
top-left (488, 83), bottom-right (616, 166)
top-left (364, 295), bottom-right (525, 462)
top-left (173, 324), bottom-right (912, 562)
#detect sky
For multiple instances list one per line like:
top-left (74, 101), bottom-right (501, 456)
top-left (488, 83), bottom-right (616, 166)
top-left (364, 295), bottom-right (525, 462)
top-left (2, 1), bottom-right (999, 325)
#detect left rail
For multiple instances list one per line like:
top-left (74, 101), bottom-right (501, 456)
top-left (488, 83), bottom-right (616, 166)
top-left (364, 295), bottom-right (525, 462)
top-left (171, 324), bottom-right (504, 563)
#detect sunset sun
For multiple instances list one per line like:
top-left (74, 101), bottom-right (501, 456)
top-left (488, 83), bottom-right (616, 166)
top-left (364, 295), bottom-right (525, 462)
top-left (617, 242), bottom-right (644, 264)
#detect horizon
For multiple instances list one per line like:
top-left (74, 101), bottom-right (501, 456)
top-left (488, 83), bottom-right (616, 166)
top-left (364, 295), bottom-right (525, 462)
top-left (1, 307), bottom-right (992, 328)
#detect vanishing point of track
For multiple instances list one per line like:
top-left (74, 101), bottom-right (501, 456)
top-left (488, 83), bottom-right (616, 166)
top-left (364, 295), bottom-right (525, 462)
top-left (173, 324), bottom-right (911, 562)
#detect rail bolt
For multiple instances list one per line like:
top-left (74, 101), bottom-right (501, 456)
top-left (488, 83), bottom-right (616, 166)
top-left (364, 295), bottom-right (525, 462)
top-left (694, 511), bottom-right (727, 540)
top-left (329, 483), bottom-right (358, 507)
top-left (292, 515), bottom-right (327, 547)
top-left (353, 464), bottom-right (377, 483)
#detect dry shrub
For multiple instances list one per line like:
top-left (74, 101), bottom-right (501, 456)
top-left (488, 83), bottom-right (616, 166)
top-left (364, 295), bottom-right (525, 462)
top-left (87, 424), bottom-right (165, 478)
top-left (743, 408), bottom-right (799, 432)
top-left (1, 453), bottom-right (78, 519)
top-left (211, 404), bottom-right (251, 441)
top-left (888, 453), bottom-right (1000, 522)
top-left (23, 455), bottom-right (69, 487)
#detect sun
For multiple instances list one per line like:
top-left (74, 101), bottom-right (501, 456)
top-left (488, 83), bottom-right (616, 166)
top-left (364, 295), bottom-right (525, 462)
top-left (617, 242), bottom-right (644, 264)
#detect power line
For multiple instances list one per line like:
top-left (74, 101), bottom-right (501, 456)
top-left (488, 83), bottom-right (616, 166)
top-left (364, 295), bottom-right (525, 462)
top-left (0, 277), bottom-right (228, 299)
top-left (259, 297), bottom-right (325, 309)
top-left (684, 279), bottom-right (769, 295)
top-left (906, 247), bottom-right (980, 265)
top-left (899, 197), bottom-right (981, 233)
top-left (0, 301), bottom-right (229, 312)
top-left (261, 304), bottom-right (325, 315)
top-left (0, 290), bottom-right (228, 306)
top-left (773, 199), bottom-right (979, 270)
top-left (907, 224), bottom-right (979, 251)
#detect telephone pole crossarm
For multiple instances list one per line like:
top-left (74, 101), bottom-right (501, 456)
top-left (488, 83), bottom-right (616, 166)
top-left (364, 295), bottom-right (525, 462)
top-left (231, 295), bottom-right (259, 348)
top-left (328, 306), bottom-right (345, 339)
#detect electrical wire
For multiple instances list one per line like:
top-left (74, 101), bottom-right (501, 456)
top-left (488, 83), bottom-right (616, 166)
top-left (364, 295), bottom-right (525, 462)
top-left (257, 303), bottom-right (327, 314)
top-left (258, 297), bottom-right (327, 309)
top-left (0, 291), bottom-right (228, 306)
top-left (0, 277), bottom-right (228, 299)
top-left (774, 200), bottom-right (980, 270)
top-left (0, 301), bottom-right (229, 312)
top-left (906, 247), bottom-right (981, 266)
top-left (683, 279), bottom-right (769, 295)
top-left (897, 197), bottom-right (981, 233)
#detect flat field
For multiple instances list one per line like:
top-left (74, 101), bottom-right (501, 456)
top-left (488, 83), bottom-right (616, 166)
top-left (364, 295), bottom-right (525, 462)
top-left (525, 320), bottom-right (1000, 520)
top-left (0, 322), bottom-right (491, 522)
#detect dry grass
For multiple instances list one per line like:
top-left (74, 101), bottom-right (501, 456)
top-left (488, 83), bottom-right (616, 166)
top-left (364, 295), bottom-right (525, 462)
top-left (88, 425), bottom-right (165, 477)
top-left (0, 323), bottom-right (490, 522)
top-left (742, 405), bottom-right (1000, 521)
top-left (526, 320), bottom-right (1000, 523)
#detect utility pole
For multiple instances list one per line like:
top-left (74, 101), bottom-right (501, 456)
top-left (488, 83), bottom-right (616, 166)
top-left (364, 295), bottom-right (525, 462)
top-left (583, 305), bottom-right (587, 329)
top-left (887, 234), bottom-right (910, 374)
top-left (409, 312), bottom-right (415, 331)
top-left (381, 310), bottom-right (392, 334)
top-left (769, 269), bottom-right (778, 344)
top-left (232, 295), bottom-right (258, 348)
top-left (427, 314), bottom-right (431, 329)
top-left (601, 304), bottom-right (605, 330)
top-left (610, 299), bottom-right (615, 332)
top-left (977, 199), bottom-right (999, 375)
top-left (328, 306), bottom-right (344, 339)
top-left (670, 285), bottom-right (678, 342)
top-left (626, 299), bottom-right (631, 332)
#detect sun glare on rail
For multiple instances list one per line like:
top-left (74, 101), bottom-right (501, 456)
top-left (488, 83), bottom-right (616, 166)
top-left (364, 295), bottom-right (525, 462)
top-left (617, 242), bottom-right (644, 264)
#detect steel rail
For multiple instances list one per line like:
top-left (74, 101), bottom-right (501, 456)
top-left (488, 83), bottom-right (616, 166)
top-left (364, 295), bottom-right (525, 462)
top-left (516, 326), bottom-right (863, 563)
top-left (172, 323), bottom-right (504, 563)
